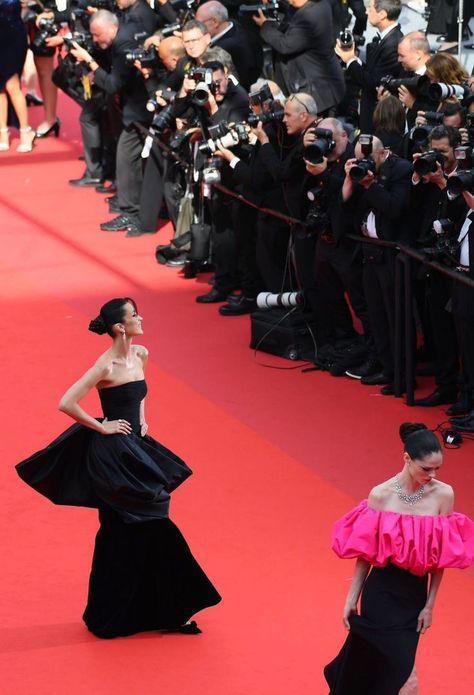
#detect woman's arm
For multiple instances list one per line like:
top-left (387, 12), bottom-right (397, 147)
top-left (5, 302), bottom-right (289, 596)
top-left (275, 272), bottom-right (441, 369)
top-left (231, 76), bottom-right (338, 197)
top-left (135, 345), bottom-right (148, 436)
top-left (417, 569), bottom-right (444, 634)
top-left (58, 364), bottom-right (132, 435)
top-left (343, 558), bottom-right (371, 629)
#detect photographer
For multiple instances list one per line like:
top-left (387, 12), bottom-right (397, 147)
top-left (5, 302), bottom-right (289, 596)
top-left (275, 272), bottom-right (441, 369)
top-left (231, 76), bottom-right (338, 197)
top-left (253, 0), bottom-right (345, 114)
top-left (410, 125), bottom-right (465, 409)
top-left (395, 32), bottom-right (436, 128)
top-left (336, 0), bottom-right (403, 133)
top-left (71, 10), bottom-right (155, 232)
top-left (341, 135), bottom-right (413, 391)
top-left (302, 118), bottom-right (373, 369)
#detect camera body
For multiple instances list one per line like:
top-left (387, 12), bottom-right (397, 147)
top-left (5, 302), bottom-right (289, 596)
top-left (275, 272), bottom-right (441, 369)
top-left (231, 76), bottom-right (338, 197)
top-left (238, 2), bottom-right (280, 19)
top-left (454, 144), bottom-right (474, 170)
top-left (63, 31), bottom-right (94, 53)
top-left (379, 74), bottom-right (425, 96)
top-left (300, 187), bottom-right (330, 237)
top-left (125, 45), bottom-right (160, 68)
top-left (413, 149), bottom-right (445, 176)
top-left (187, 67), bottom-right (218, 106)
top-left (446, 168), bottom-right (474, 196)
top-left (31, 17), bottom-right (60, 54)
top-left (303, 128), bottom-right (336, 166)
top-left (146, 88), bottom-right (176, 113)
top-left (410, 111), bottom-right (444, 146)
top-left (421, 217), bottom-right (460, 266)
top-left (247, 105), bottom-right (284, 127)
top-left (151, 104), bottom-right (175, 134)
top-left (350, 134), bottom-right (376, 181)
top-left (249, 82), bottom-right (273, 107)
top-left (338, 29), bottom-right (365, 50)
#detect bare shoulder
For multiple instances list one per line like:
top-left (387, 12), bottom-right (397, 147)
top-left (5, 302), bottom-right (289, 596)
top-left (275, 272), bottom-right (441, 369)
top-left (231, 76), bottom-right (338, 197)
top-left (432, 479), bottom-right (454, 513)
top-left (133, 344), bottom-right (149, 362)
top-left (367, 480), bottom-right (394, 510)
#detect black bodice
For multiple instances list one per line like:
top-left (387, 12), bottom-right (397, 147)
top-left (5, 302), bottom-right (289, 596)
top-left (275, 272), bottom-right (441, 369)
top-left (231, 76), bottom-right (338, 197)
top-left (98, 380), bottom-right (147, 434)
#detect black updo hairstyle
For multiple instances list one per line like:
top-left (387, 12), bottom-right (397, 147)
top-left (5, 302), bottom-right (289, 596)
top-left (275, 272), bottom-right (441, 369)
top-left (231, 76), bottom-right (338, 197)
top-left (88, 298), bottom-right (137, 337)
top-left (399, 422), bottom-right (442, 461)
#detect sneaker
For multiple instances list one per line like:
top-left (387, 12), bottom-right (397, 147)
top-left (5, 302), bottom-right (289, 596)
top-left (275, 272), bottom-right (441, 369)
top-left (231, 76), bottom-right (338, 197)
top-left (100, 214), bottom-right (133, 232)
top-left (345, 358), bottom-right (382, 380)
top-left (329, 342), bottom-right (368, 376)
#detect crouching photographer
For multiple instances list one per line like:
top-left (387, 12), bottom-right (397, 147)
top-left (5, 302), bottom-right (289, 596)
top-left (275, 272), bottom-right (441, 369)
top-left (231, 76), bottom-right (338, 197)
top-left (71, 10), bottom-right (157, 231)
top-left (410, 125), bottom-right (466, 409)
top-left (341, 135), bottom-right (413, 392)
top-left (302, 118), bottom-right (373, 373)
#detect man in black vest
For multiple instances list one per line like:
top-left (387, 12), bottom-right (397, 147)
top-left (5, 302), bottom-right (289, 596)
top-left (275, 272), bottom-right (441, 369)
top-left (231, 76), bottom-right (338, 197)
top-left (336, 0), bottom-right (403, 133)
top-left (253, 0), bottom-right (345, 114)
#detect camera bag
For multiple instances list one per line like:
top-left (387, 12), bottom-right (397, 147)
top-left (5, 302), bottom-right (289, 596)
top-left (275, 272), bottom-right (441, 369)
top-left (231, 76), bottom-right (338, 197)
top-left (249, 308), bottom-right (317, 361)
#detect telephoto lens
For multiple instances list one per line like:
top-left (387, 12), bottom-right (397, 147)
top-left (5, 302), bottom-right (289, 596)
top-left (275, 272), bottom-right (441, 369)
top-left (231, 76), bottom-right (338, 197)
top-left (256, 291), bottom-right (304, 310)
top-left (446, 169), bottom-right (474, 196)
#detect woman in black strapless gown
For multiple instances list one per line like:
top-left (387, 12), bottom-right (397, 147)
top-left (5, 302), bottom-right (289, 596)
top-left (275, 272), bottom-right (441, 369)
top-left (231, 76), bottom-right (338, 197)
top-left (16, 297), bottom-right (221, 638)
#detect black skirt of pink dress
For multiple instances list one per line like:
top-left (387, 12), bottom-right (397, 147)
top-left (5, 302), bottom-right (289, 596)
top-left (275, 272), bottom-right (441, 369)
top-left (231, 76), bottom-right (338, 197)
top-left (324, 563), bottom-right (428, 695)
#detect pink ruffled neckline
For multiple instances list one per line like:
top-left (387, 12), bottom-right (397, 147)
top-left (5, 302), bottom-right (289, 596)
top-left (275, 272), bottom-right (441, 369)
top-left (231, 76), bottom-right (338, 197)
top-left (331, 499), bottom-right (474, 576)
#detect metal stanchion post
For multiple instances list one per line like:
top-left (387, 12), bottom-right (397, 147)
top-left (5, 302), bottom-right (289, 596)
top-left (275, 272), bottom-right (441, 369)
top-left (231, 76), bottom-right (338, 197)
top-left (394, 252), bottom-right (403, 397)
top-left (403, 254), bottom-right (415, 406)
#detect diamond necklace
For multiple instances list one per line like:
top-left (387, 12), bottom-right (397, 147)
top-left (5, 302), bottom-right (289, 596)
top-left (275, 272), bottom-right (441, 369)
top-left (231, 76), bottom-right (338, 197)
top-left (394, 475), bottom-right (426, 506)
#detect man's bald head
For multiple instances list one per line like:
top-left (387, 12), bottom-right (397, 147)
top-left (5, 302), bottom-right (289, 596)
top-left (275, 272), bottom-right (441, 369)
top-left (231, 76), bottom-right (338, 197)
top-left (159, 36), bottom-right (186, 70)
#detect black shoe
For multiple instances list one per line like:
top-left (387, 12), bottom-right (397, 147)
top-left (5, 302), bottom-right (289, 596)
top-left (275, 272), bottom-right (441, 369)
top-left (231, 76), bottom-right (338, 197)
top-left (196, 288), bottom-right (229, 303)
top-left (105, 195), bottom-right (118, 204)
top-left (451, 415), bottom-right (474, 432)
top-left (100, 214), bottom-right (133, 232)
top-left (219, 297), bottom-right (257, 316)
top-left (414, 389), bottom-right (457, 407)
top-left (96, 181), bottom-right (117, 194)
top-left (166, 253), bottom-right (188, 266)
top-left (35, 117), bottom-right (60, 138)
top-left (329, 342), bottom-right (368, 377)
top-left (125, 222), bottom-right (156, 237)
top-left (446, 398), bottom-right (473, 417)
top-left (159, 621), bottom-right (202, 635)
top-left (449, 410), bottom-right (474, 425)
top-left (109, 200), bottom-right (121, 213)
top-left (346, 359), bottom-right (382, 380)
top-left (69, 175), bottom-right (103, 187)
top-left (26, 93), bottom-right (43, 107)
top-left (360, 371), bottom-right (391, 386)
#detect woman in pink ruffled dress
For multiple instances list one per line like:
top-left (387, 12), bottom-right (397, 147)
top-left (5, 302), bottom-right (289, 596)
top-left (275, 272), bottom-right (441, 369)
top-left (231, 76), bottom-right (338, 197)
top-left (324, 423), bottom-right (474, 695)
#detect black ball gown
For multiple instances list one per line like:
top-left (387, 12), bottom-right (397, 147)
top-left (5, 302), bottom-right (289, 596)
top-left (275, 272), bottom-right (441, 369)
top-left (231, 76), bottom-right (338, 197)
top-left (0, 0), bottom-right (28, 90)
top-left (16, 380), bottom-right (221, 638)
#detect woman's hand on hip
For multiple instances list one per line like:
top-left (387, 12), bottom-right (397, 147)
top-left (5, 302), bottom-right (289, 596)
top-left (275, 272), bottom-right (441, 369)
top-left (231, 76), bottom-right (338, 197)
top-left (101, 418), bottom-right (132, 435)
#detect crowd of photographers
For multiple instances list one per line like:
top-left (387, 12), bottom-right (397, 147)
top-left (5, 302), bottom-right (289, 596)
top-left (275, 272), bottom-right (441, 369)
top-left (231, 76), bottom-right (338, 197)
top-left (24, 0), bottom-right (474, 431)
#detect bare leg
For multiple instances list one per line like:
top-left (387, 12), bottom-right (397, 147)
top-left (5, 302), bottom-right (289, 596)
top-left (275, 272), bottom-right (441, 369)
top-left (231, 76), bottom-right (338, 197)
top-left (4, 74), bottom-right (35, 150)
top-left (0, 91), bottom-right (9, 149)
top-left (23, 50), bottom-right (41, 99)
top-left (399, 668), bottom-right (419, 695)
top-left (34, 54), bottom-right (58, 132)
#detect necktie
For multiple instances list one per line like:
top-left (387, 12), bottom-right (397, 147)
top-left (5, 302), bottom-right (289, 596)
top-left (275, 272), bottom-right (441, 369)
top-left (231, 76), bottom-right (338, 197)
top-left (372, 33), bottom-right (381, 45)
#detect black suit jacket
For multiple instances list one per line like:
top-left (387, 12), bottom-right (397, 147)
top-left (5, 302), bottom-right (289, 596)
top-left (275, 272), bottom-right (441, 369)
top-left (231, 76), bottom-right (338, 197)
top-left (346, 24), bottom-right (403, 133)
top-left (260, 0), bottom-right (345, 112)
top-left (342, 154), bottom-right (413, 243)
top-left (92, 21), bottom-right (151, 127)
top-left (211, 21), bottom-right (256, 89)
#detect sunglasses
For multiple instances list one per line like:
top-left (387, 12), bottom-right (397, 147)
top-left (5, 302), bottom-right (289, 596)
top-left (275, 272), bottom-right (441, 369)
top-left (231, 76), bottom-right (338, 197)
top-left (288, 93), bottom-right (309, 113)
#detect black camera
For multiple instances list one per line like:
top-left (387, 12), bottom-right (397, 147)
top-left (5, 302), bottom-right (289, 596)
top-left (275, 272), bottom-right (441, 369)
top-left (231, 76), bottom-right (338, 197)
top-left (249, 82), bottom-right (273, 107)
top-left (410, 111), bottom-right (444, 145)
top-left (150, 104), bottom-right (175, 134)
top-left (446, 168), bottom-right (474, 196)
top-left (421, 218), bottom-right (459, 266)
top-left (350, 134), bottom-right (376, 181)
top-left (159, 22), bottom-right (182, 38)
top-left (31, 17), bottom-right (60, 54)
top-left (454, 144), bottom-right (474, 170)
top-left (379, 74), bottom-right (426, 96)
top-left (300, 187), bottom-right (329, 237)
top-left (238, 2), bottom-right (280, 18)
top-left (303, 128), bottom-right (336, 166)
top-left (247, 105), bottom-right (284, 126)
top-left (413, 149), bottom-right (445, 176)
top-left (125, 45), bottom-right (160, 68)
top-left (199, 122), bottom-right (249, 155)
top-left (63, 32), bottom-right (94, 53)
top-left (146, 88), bottom-right (176, 112)
top-left (186, 67), bottom-right (218, 106)
top-left (338, 29), bottom-right (365, 50)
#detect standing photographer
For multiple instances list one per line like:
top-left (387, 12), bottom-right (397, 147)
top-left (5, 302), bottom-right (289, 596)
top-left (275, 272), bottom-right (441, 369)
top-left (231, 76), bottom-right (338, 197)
top-left (341, 135), bottom-right (413, 391)
top-left (71, 10), bottom-right (154, 232)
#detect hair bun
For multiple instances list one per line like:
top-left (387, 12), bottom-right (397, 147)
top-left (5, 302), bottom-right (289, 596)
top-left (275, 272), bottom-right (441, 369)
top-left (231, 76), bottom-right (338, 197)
top-left (399, 421), bottom-right (427, 443)
top-left (88, 315), bottom-right (108, 335)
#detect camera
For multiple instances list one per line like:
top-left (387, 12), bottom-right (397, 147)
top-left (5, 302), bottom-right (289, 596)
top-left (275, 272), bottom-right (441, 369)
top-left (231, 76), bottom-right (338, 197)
top-left (146, 89), bottom-right (176, 112)
top-left (187, 67), bottom-right (218, 106)
top-left (125, 45), bottom-right (160, 68)
top-left (413, 149), bottom-right (445, 176)
top-left (446, 168), bottom-right (474, 196)
top-left (303, 128), bottom-right (336, 166)
top-left (256, 291), bottom-right (304, 310)
top-left (202, 156), bottom-right (222, 185)
top-left (150, 104), bottom-right (175, 134)
top-left (466, 113), bottom-right (474, 144)
top-left (428, 82), bottom-right (474, 108)
top-left (410, 112), bottom-right (444, 145)
top-left (421, 218), bottom-right (459, 266)
top-left (198, 122), bottom-right (249, 155)
top-left (454, 144), bottom-right (474, 170)
top-left (63, 32), bottom-right (94, 53)
top-left (31, 17), bottom-right (60, 54)
top-left (338, 29), bottom-right (365, 50)
top-left (379, 74), bottom-right (427, 96)
top-left (298, 187), bottom-right (330, 238)
top-left (159, 22), bottom-right (182, 39)
top-left (249, 82), bottom-right (273, 107)
top-left (247, 105), bottom-right (284, 126)
top-left (350, 134), bottom-right (376, 181)
top-left (238, 2), bottom-right (280, 19)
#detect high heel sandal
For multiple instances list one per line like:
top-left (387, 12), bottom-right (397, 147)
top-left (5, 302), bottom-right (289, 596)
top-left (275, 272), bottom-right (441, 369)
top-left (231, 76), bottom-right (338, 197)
top-left (35, 117), bottom-right (60, 139)
top-left (25, 93), bottom-right (44, 107)
top-left (0, 127), bottom-right (10, 152)
top-left (17, 127), bottom-right (36, 153)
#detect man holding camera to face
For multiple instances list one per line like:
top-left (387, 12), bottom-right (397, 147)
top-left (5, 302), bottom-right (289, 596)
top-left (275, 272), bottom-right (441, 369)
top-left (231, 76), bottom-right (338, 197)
top-left (340, 135), bottom-right (413, 391)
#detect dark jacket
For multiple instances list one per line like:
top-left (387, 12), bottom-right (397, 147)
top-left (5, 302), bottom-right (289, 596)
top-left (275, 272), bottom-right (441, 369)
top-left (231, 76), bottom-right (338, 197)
top-left (342, 153), bottom-right (413, 243)
top-left (92, 21), bottom-right (152, 127)
top-left (210, 21), bottom-right (256, 89)
top-left (346, 24), bottom-right (403, 133)
top-left (260, 0), bottom-right (345, 113)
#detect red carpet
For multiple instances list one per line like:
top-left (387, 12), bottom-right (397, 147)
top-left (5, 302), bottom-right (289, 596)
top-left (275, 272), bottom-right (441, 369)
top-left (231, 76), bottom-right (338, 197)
top-left (1, 97), bottom-right (473, 694)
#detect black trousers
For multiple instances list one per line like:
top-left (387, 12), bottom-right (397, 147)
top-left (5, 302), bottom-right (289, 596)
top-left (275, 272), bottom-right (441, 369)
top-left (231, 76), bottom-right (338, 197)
top-left (425, 273), bottom-right (459, 391)
top-left (79, 88), bottom-right (107, 179)
top-left (314, 237), bottom-right (372, 345)
top-left (452, 283), bottom-right (474, 392)
top-left (233, 202), bottom-right (262, 298)
top-left (139, 140), bottom-right (168, 232)
top-left (116, 124), bottom-right (147, 218)
top-left (208, 192), bottom-right (238, 294)
top-left (256, 213), bottom-right (291, 292)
